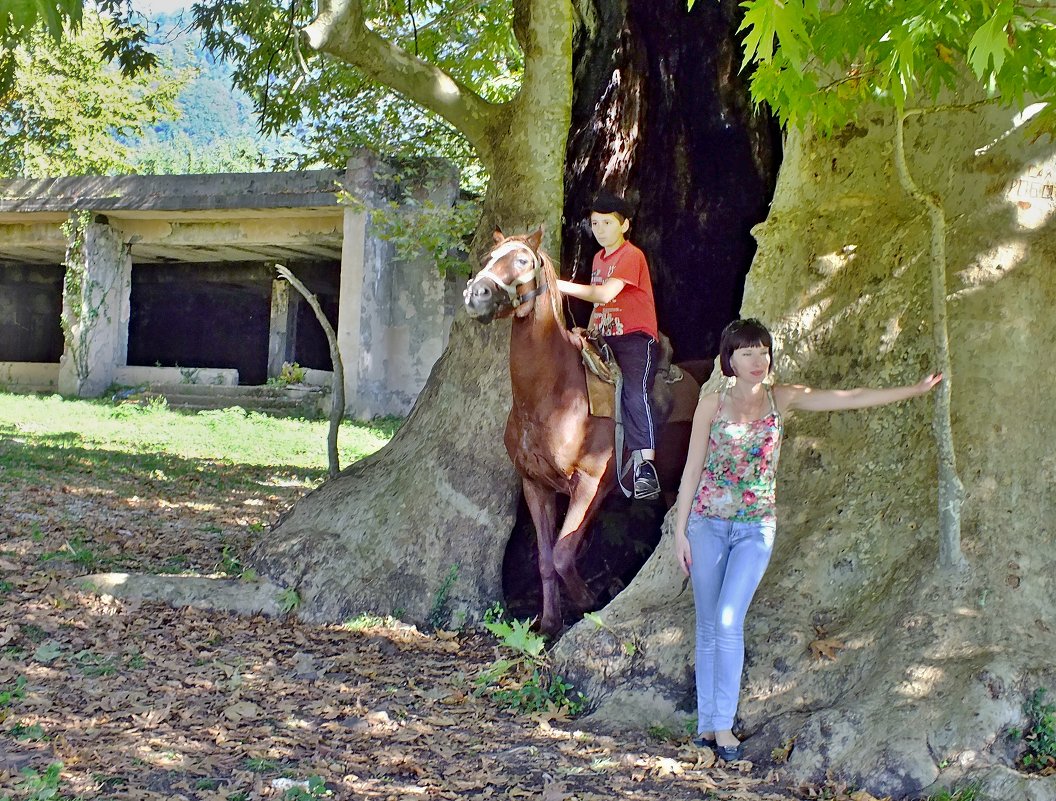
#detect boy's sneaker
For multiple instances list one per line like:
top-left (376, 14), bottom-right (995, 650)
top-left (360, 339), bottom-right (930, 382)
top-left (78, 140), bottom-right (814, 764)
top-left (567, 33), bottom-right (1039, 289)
top-left (633, 460), bottom-right (660, 500)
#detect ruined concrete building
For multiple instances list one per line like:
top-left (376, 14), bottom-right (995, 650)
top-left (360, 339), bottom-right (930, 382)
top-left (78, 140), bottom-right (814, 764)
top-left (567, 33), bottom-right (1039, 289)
top-left (0, 155), bottom-right (462, 418)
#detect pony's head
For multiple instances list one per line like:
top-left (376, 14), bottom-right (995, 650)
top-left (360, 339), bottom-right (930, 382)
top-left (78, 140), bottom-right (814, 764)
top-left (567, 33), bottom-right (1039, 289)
top-left (464, 227), bottom-right (548, 322)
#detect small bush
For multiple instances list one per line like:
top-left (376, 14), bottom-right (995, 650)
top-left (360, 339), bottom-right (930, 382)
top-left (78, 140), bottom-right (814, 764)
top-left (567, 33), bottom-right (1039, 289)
top-left (1012, 688), bottom-right (1056, 772)
top-left (476, 618), bottom-right (587, 716)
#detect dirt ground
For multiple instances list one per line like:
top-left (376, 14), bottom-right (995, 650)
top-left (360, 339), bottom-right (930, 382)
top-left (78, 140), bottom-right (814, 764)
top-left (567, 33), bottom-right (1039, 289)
top-left (0, 438), bottom-right (880, 801)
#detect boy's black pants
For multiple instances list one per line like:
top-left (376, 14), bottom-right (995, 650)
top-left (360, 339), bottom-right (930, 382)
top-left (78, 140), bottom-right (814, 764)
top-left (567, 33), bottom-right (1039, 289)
top-left (605, 332), bottom-right (658, 453)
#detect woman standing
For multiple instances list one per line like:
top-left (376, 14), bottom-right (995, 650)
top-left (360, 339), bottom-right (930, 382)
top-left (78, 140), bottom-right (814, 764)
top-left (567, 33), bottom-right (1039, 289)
top-left (673, 318), bottom-right (941, 760)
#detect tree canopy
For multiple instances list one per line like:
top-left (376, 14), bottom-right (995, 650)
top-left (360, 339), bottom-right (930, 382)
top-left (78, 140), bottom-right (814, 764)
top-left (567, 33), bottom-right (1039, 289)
top-left (716, 0), bottom-right (1056, 572)
top-left (2, 0), bottom-right (522, 189)
top-left (0, 12), bottom-right (183, 177)
top-left (727, 0), bottom-right (1056, 130)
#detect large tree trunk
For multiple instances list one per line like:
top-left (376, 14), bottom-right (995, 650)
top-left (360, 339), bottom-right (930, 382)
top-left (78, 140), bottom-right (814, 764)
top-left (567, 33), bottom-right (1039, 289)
top-left (554, 104), bottom-right (1056, 800)
top-left (564, 0), bottom-right (778, 361)
top-left (503, 0), bottom-right (779, 617)
top-left (249, 0), bottom-right (573, 625)
top-left (253, 0), bottom-right (778, 627)
top-left (251, 314), bottom-right (517, 625)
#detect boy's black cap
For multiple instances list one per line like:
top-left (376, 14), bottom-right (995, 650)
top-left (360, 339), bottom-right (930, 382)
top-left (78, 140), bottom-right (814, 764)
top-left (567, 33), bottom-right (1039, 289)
top-left (591, 190), bottom-right (632, 219)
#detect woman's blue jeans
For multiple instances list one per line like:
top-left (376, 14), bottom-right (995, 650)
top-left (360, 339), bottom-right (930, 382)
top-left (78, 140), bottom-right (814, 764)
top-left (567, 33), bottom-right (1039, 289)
top-left (687, 514), bottom-right (775, 733)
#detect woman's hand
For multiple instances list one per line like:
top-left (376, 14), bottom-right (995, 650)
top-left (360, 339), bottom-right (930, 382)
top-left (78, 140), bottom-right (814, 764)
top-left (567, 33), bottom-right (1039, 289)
top-left (915, 373), bottom-right (943, 395)
top-left (675, 532), bottom-right (692, 577)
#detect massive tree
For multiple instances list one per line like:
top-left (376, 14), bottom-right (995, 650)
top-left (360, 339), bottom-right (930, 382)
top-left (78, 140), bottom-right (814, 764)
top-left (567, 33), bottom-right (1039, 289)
top-left (12, 0), bottom-right (1056, 798)
top-left (555, 3), bottom-right (1056, 800)
top-left (15, 4), bottom-right (1056, 800)
top-left (6, 0), bottom-right (780, 622)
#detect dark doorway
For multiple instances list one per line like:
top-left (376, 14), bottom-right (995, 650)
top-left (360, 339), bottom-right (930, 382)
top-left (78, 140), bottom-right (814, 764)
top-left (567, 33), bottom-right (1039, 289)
top-left (127, 262), bottom-right (272, 385)
top-left (277, 261), bottom-right (341, 373)
top-left (0, 264), bottom-right (64, 363)
top-left (504, 0), bottom-right (783, 622)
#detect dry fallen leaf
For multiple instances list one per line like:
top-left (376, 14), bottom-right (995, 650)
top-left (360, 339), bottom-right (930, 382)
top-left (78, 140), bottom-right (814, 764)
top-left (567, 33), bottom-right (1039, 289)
top-left (541, 775), bottom-right (567, 801)
top-left (0, 413), bottom-right (823, 801)
top-left (850, 791), bottom-right (891, 801)
top-left (809, 637), bottom-right (844, 660)
top-left (653, 757), bottom-right (684, 777)
top-left (771, 737), bottom-right (795, 763)
top-left (223, 700), bottom-right (261, 722)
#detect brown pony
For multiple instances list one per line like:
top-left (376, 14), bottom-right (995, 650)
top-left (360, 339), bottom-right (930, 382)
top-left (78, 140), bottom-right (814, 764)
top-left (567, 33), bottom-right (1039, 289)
top-left (465, 227), bottom-right (696, 635)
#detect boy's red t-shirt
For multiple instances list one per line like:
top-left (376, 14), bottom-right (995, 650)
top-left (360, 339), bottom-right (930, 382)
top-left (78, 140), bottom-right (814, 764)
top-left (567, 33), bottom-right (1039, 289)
top-left (589, 241), bottom-right (659, 341)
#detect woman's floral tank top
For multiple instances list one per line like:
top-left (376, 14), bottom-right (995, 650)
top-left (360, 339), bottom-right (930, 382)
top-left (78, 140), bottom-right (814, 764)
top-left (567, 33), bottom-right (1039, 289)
top-left (692, 386), bottom-right (784, 522)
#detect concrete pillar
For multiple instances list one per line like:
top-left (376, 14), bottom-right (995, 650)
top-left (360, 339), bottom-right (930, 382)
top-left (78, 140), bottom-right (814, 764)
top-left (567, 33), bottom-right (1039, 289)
top-left (338, 152), bottom-right (378, 417)
top-left (337, 152), bottom-right (460, 418)
top-left (385, 166), bottom-right (459, 406)
top-left (267, 277), bottom-right (292, 379)
top-left (57, 215), bottom-right (132, 397)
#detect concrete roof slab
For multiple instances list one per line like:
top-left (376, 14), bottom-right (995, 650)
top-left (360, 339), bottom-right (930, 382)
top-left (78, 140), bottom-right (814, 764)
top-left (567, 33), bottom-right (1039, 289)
top-left (0, 170), bottom-right (346, 214)
top-left (0, 171), bottom-right (351, 264)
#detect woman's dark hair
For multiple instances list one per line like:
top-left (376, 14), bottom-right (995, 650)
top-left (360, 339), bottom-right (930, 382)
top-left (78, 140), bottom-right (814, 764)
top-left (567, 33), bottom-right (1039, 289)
top-left (718, 318), bottom-right (773, 377)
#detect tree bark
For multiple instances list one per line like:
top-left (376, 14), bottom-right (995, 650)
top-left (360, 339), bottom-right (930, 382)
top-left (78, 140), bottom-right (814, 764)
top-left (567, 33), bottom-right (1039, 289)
top-left (563, 0), bottom-right (779, 361)
top-left (555, 105), bottom-right (1056, 800)
top-left (252, 0), bottom-right (777, 627)
top-left (251, 0), bottom-right (781, 624)
top-left (251, 0), bottom-right (574, 626)
top-left (501, 0), bottom-right (780, 619)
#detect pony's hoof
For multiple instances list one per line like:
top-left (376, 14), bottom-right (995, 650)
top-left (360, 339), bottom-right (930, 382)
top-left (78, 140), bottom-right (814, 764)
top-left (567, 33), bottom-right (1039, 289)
top-left (532, 615), bottom-right (561, 638)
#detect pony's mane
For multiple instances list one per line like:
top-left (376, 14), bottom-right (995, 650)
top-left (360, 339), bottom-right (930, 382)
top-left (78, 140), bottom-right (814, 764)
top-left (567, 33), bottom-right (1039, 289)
top-left (537, 247), bottom-right (565, 327)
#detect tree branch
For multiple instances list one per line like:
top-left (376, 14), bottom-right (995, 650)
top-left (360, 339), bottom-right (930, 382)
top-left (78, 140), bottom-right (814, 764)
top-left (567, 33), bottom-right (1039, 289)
top-left (893, 113), bottom-right (967, 572)
top-left (302, 0), bottom-right (501, 160)
top-left (275, 264), bottom-right (345, 479)
top-left (903, 97), bottom-right (1000, 117)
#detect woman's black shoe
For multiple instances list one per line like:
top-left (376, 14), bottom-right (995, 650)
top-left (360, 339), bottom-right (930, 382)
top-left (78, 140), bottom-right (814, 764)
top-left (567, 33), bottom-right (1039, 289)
top-left (713, 743), bottom-right (744, 761)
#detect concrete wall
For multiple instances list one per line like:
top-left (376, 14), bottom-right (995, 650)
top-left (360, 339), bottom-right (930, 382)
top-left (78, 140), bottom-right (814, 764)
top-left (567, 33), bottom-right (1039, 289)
top-left (57, 218), bottom-right (132, 397)
top-left (0, 362), bottom-right (59, 392)
top-left (336, 153), bottom-right (459, 417)
top-left (349, 157), bottom-right (458, 417)
top-left (114, 366), bottom-right (239, 387)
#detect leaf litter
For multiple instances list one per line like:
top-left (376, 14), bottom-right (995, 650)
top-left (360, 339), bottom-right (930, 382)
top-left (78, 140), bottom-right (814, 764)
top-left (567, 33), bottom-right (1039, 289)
top-left (0, 428), bottom-right (824, 801)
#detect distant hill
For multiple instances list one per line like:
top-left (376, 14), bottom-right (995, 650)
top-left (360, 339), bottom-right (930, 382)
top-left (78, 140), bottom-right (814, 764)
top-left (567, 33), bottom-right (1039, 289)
top-left (124, 11), bottom-right (302, 173)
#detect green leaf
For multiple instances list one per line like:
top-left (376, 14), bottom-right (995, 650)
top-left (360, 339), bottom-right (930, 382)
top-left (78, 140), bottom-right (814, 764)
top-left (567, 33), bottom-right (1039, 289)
top-left (739, 0), bottom-right (814, 69)
top-left (967, 0), bottom-right (1014, 79)
top-left (583, 611), bottom-right (606, 628)
top-left (738, 0), bottom-right (779, 66)
top-left (484, 617), bottom-right (545, 658)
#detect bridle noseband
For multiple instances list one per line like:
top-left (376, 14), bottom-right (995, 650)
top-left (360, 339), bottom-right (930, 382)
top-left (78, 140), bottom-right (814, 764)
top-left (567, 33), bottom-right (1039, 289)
top-left (464, 240), bottom-right (548, 309)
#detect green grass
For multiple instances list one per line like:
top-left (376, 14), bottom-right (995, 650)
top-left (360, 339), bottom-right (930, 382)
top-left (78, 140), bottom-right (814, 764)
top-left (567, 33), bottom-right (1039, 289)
top-left (924, 785), bottom-right (979, 801)
top-left (0, 392), bottom-right (401, 492)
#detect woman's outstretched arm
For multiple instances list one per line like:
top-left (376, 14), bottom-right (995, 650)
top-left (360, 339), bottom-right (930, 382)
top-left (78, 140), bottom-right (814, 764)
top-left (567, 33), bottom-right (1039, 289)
top-left (777, 373), bottom-right (942, 414)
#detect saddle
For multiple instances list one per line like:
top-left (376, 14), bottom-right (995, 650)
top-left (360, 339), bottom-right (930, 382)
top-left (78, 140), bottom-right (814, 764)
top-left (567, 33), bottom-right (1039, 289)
top-left (579, 331), bottom-right (619, 418)
top-left (575, 328), bottom-right (689, 420)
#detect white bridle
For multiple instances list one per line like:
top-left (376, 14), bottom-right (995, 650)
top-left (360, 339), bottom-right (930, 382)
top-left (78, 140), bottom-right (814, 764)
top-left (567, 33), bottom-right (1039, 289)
top-left (464, 240), bottom-right (544, 308)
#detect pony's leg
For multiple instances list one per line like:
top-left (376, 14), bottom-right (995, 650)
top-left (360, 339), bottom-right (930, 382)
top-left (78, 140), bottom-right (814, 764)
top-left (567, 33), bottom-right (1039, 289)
top-left (553, 474), bottom-right (607, 611)
top-left (522, 478), bottom-right (562, 636)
